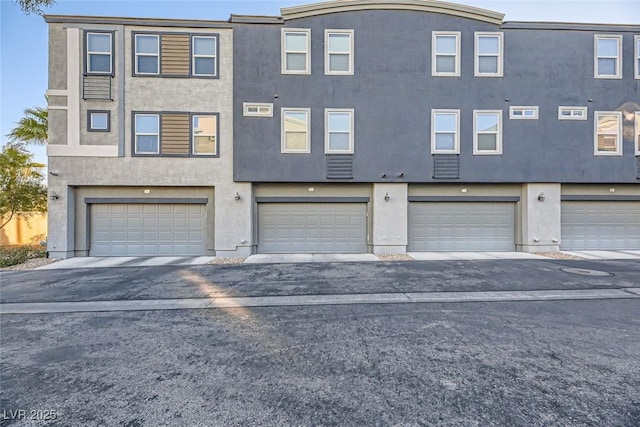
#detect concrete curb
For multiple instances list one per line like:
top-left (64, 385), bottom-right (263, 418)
top-left (2, 288), bottom-right (638, 314)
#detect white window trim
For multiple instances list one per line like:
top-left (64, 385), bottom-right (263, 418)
top-left (594, 111), bottom-right (622, 156)
top-left (558, 106), bottom-right (588, 121)
top-left (134, 34), bottom-right (159, 75)
top-left (243, 103), bottom-right (274, 117)
top-left (325, 108), bottom-right (355, 154)
top-left (431, 109), bottom-right (460, 154)
top-left (594, 34), bottom-right (622, 79)
top-left (474, 32), bottom-right (503, 77)
top-left (86, 32), bottom-right (112, 75)
top-left (192, 114), bottom-right (217, 156)
top-left (325, 29), bottom-right (354, 76)
top-left (134, 114), bottom-right (160, 154)
top-left (635, 35), bottom-right (640, 80)
top-left (432, 31), bottom-right (461, 77)
top-left (635, 111), bottom-right (640, 155)
top-left (509, 106), bottom-right (539, 120)
top-left (192, 35), bottom-right (217, 77)
top-left (281, 108), bottom-right (311, 154)
top-left (473, 110), bottom-right (502, 155)
top-left (281, 28), bottom-right (311, 75)
top-left (89, 112), bottom-right (109, 131)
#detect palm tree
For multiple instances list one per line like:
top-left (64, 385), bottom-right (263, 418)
top-left (7, 107), bottom-right (48, 146)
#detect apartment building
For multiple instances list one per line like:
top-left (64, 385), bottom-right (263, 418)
top-left (45, 0), bottom-right (640, 258)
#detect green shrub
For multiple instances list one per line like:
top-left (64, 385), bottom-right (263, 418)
top-left (0, 245), bottom-right (47, 267)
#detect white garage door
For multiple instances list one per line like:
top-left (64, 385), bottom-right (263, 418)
top-left (258, 203), bottom-right (367, 253)
top-left (409, 202), bottom-right (516, 251)
top-left (90, 204), bottom-right (207, 256)
top-left (561, 201), bottom-right (640, 250)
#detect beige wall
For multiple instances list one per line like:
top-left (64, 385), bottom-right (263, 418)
top-left (1, 214), bottom-right (47, 247)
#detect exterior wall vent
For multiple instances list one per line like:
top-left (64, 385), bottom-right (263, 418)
top-left (433, 154), bottom-right (459, 179)
top-left (82, 75), bottom-right (112, 100)
top-left (326, 154), bottom-right (353, 179)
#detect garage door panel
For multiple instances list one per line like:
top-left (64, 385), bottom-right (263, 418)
top-left (258, 203), bottom-right (367, 253)
top-left (409, 202), bottom-right (515, 251)
top-left (561, 201), bottom-right (640, 250)
top-left (90, 203), bottom-right (206, 256)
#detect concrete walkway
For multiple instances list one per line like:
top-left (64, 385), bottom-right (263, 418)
top-left (2, 287), bottom-right (639, 314)
top-left (244, 253), bottom-right (380, 264)
top-left (36, 256), bottom-right (216, 270)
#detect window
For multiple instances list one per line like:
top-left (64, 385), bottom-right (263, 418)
top-left (635, 36), bottom-right (640, 79)
top-left (594, 111), bottom-right (622, 155)
top-left (282, 29), bottom-right (311, 74)
top-left (192, 36), bottom-right (217, 76)
top-left (558, 106), bottom-right (588, 121)
top-left (432, 32), bottom-right (460, 76)
top-left (134, 114), bottom-right (160, 154)
top-left (473, 110), bottom-right (502, 155)
top-left (192, 115), bottom-right (217, 155)
top-left (594, 35), bottom-right (622, 78)
top-left (431, 110), bottom-right (460, 154)
top-left (281, 108), bottom-right (310, 153)
top-left (243, 103), bottom-right (273, 117)
top-left (475, 32), bottom-right (503, 77)
top-left (509, 106), bottom-right (539, 120)
top-left (635, 111), bottom-right (640, 155)
top-left (88, 111), bottom-right (110, 132)
top-left (134, 34), bottom-right (159, 75)
top-left (325, 109), bottom-right (354, 154)
top-left (86, 32), bottom-right (112, 74)
top-left (325, 30), bottom-right (354, 75)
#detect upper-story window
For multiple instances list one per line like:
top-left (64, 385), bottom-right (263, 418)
top-left (635, 35), bottom-right (640, 79)
top-left (594, 35), bottom-right (622, 79)
top-left (558, 106), bottom-right (587, 120)
top-left (325, 109), bottom-right (354, 154)
top-left (473, 110), bottom-right (502, 155)
top-left (509, 106), bottom-right (539, 120)
top-left (86, 32), bottom-right (113, 75)
top-left (134, 34), bottom-right (159, 75)
top-left (475, 32), bottom-right (503, 77)
top-left (192, 115), bottom-right (218, 155)
top-left (282, 108), bottom-right (311, 153)
top-left (134, 114), bottom-right (160, 154)
top-left (432, 32), bottom-right (460, 77)
top-left (594, 111), bottom-right (622, 155)
top-left (192, 36), bottom-right (217, 77)
top-left (325, 30), bottom-right (354, 75)
top-left (282, 29), bottom-right (311, 74)
top-left (88, 110), bottom-right (110, 132)
top-left (636, 110), bottom-right (640, 155)
top-left (431, 109), bottom-right (460, 154)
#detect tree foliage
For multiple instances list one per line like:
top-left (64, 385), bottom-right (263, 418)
top-left (13, 0), bottom-right (55, 15)
top-left (7, 107), bottom-right (48, 146)
top-left (0, 145), bottom-right (47, 230)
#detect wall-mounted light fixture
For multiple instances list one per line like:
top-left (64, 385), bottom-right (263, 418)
top-left (49, 170), bottom-right (60, 176)
top-left (384, 192), bottom-right (390, 201)
top-left (50, 191), bottom-right (59, 200)
top-left (234, 192), bottom-right (241, 201)
top-left (537, 192), bottom-right (545, 201)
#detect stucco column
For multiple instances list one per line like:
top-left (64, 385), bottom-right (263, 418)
top-left (519, 183), bottom-right (561, 253)
top-left (214, 182), bottom-right (253, 258)
top-left (372, 183), bottom-right (408, 255)
top-left (46, 182), bottom-right (75, 259)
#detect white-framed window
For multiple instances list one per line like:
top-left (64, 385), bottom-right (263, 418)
top-left (558, 106), bottom-right (588, 121)
top-left (134, 114), bottom-right (160, 154)
top-left (431, 109), bottom-right (460, 154)
top-left (282, 29), bottom-right (311, 74)
top-left (134, 34), bottom-right (159, 75)
top-left (594, 34), bottom-right (622, 79)
top-left (475, 32), bottom-right (503, 77)
top-left (594, 111), bottom-right (622, 155)
top-left (325, 30), bottom-right (354, 75)
top-left (88, 111), bottom-right (110, 132)
top-left (192, 36), bottom-right (217, 76)
top-left (635, 35), bottom-right (640, 79)
top-left (432, 32), bottom-right (460, 77)
top-left (192, 114), bottom-right (217, 155)
top-left (243, 103), bottom-right (273, 117)
top-left (281, 108), bottom-right (311, 153)
top-left (86, 32), bottom-right (112, 74)
top-left (509, 106), bottom-right (539, 120)
top-left (325, 109), bottom-right (354, 154)
top-left (473, 110), bottom-right (502, 155)
top-left (635, 111), bottom-right (640, 155)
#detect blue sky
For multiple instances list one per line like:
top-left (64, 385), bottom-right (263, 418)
top-left (1, 0), bottom-right (638, 167)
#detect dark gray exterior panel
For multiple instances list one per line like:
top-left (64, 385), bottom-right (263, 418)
top-left (84, 198), bottom-right (208, 204)
top-left (255, 197), bottom-right (370, 203)
top-left (408, 196), bottom-right (520, 202)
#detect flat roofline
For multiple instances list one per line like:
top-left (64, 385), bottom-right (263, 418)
top-left (44, 14), bottom-right (232, 28)
top-left (229, 14), bottom-right (283, 24)
top-left (502, 21), bottom-right (640, 31)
